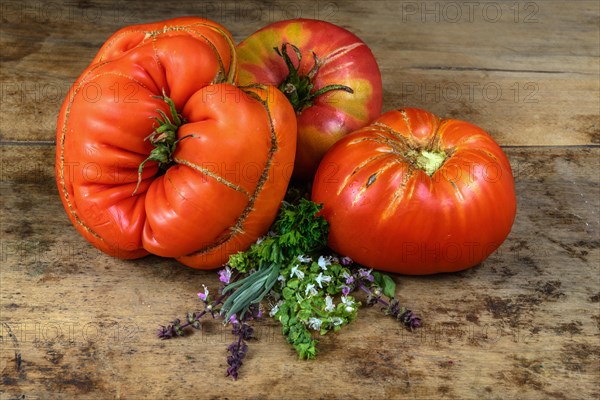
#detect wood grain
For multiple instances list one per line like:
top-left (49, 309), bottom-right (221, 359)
top-left (1, 0), bottom-right (599, 399)
top-left (1, 1), bottom-right (598, 145)
top-left (1, 145), bottom-right (598, 399)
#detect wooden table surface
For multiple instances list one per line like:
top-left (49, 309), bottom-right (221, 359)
top-left (1, 1), bottom-right (599, 398)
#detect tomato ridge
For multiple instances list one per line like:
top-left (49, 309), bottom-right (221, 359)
top-left (173, 157), bottom-right (251, 198)
top-left (182, 85), bottom-right (280, 258)
top-left (96, 21), bottom-right (237, 84)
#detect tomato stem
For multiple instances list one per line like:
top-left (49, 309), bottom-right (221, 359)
top-left (132, 90), bottom-right (189, 196)
top-left (274, 43), bottom-right (354, 113)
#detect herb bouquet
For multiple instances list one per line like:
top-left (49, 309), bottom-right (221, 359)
top-left (159, 192), bottom-right (421, 379)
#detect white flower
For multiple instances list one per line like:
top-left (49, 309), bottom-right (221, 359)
top-left (341, 296), bottom-right (355, 313)
top-left (308, 317), bottom-right (322, 331)
top-left (331, 317), bottom-right (344, 326)
top-left (289, 264), bottom-right (305, 280)
top-left (341, 296), bottom-right (354, 306)
top-left (269, 300), bottom-right (283, 317)
top-left (305, 283), bottom-right (318, 297)
top-left (297, 255), bottom-right (312, 263)
top-left (256, 236), bottom-right (265, 245)
top-left (277, 274), bottom-right (286, 284)
top-left (315, 272), bottom-right (332, 288)
top-left (317, 255), bottom-right (331, 270)
top-left (324, 295), bottom-right (335, 312)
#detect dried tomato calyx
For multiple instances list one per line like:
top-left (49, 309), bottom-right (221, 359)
top-left (274, 43), bottom-right (354, 114)
top-left (410, 149), bottom-right (448, 176)
top-left (132, 91), bottom-right (190, 195)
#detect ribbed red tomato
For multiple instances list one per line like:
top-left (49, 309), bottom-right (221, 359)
top-left (236, 19), bottom-right (382, 180)
top-left (55, 17), bottom-right (297, 269)
top-left (312, 108), bottom-right (516, 274)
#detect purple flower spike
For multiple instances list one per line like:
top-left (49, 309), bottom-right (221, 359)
top-left (400, 310), bottom-right (422, 329)
top-left (226, 341), bottom-right (248, 380)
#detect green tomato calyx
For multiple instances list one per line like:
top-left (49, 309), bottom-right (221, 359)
top-left (274, 43), bottom-right (354, 114)
top-left (132, 90), bottom-right (191, 196)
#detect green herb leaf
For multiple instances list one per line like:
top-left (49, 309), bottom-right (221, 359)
top-left (373, 272), bottom-right (397, 299)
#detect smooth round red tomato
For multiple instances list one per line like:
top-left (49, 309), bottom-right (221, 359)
top-left (55, 18), bottom-right (297, 269)
top-left (312, 108), bottom-right (516, 275)
top-left (236, 18), bottom-right (382, 180)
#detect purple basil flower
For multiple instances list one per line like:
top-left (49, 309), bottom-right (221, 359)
top-left (219, 267), bottom-right (232, 284)
top-left (359, 268), bottom-right (375, 282)
top-left (341, 285), bottom-right (351, 296)
top-left (197, 284), bottom-right (209, 302)
top-left (341, 256), bottom-right (353, 266)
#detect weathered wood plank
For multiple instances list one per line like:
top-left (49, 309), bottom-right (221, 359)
top-left (1, 1), bottom-right (598, 145)
top-left (1, 0), bottom-right (599, 398)
top-left (1, 145), bottom-right (598, 399)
